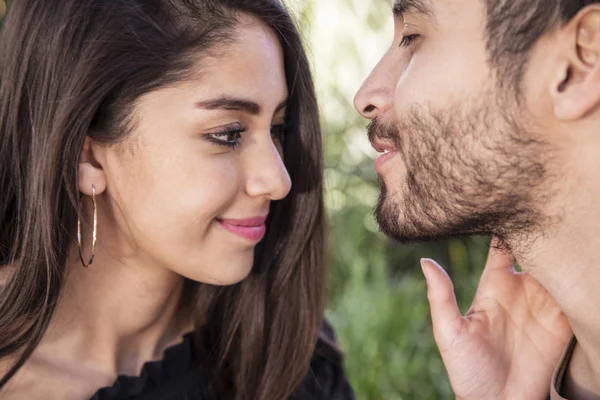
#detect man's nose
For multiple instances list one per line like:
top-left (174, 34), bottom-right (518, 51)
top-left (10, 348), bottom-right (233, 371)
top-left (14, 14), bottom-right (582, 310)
top-left (354, 54), bottom-right (398, 120)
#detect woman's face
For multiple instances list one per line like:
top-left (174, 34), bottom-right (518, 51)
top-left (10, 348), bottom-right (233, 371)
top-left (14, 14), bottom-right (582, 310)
top-left (90, 16), bottom-right (291, 285)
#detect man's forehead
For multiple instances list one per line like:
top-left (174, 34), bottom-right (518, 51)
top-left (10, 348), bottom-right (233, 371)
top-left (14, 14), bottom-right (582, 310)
top-left (392, 0), bottom-right (433, 17)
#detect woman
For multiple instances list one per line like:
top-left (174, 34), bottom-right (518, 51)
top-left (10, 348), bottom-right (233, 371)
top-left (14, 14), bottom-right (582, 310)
top-left (0, 0), bottom-right (354, 399)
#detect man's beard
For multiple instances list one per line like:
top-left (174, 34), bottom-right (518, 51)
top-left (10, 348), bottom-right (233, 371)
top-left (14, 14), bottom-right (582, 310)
top-left (371, 96), bottom-right (552, 244)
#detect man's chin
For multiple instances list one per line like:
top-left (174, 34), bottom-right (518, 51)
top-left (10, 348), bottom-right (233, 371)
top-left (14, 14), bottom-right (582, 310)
top-left (376, 216), bottom-right (447, 244)
top-left (375, 199), bottom-right (494, 244)
top-left (376, 216), bottom-right (478, 244)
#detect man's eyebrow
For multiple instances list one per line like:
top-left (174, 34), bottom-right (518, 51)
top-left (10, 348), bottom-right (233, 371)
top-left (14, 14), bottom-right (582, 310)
top-left (195, 97), bottom-right (287, 115)
top-left (392, 0), bottom-right (433, 18)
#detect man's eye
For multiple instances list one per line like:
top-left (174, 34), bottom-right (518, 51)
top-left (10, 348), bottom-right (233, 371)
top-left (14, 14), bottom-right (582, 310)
top-left (400, 34), bottom-right (420, 47)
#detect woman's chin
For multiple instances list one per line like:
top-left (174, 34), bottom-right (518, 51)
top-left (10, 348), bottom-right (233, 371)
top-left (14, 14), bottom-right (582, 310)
top-left (178, 259), bottom-right (254, 286)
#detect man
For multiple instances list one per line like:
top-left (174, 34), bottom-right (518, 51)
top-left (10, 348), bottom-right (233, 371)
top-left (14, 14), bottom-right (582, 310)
top-left (354, 0), bottom-right (600, 398)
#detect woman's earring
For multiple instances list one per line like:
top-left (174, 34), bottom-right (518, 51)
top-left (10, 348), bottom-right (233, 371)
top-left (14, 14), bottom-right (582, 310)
top-left (77, 184), bottom-right (97, 267)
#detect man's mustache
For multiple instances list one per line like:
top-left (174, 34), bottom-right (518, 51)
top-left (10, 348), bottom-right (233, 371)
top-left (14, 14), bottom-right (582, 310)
top-left (367, 118), bottom-right (401, 149)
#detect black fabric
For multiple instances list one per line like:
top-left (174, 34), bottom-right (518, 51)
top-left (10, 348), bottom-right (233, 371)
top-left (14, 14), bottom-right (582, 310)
top-left (90, 332), bottom-right (212, 400)
top-left (293, 321), bottom-right (356, 400)
top-left (89, 322), bottom-right (355, 400)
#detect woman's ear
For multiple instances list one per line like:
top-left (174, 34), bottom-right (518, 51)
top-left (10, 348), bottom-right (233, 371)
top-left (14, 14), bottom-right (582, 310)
top-left (78, 136), bottom-right (107, 196)
top-left (553, 6), bottom-right (600, 121)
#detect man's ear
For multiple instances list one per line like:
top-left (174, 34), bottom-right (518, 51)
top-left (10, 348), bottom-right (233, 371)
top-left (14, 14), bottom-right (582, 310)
top-left (78, 136), bottom-right (107, 196)
top-left (552, 6), bottom-right (600, 121)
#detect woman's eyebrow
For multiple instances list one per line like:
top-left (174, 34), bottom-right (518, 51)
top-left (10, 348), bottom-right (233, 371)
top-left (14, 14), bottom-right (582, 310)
top-left (195, 97), bottom-right (288, 115)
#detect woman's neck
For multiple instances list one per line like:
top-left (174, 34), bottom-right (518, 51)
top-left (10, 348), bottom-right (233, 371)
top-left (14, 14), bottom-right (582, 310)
top-left (38, 243), bottom-right (192, 378)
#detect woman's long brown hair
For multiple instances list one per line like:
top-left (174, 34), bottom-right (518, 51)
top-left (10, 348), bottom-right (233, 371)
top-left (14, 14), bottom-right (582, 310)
top-left (0, 1), bottom-right (326, 399)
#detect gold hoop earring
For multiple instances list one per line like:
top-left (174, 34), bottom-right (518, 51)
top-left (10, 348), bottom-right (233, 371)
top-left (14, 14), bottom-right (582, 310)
top-left (77, 184), bottom-right (97, 268)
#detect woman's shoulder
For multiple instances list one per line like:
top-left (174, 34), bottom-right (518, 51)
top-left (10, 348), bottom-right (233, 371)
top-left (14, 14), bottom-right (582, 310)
top-left (0, 353), bottom-right (95, 400)
top-left (294, 320), bottom-right (356, 400)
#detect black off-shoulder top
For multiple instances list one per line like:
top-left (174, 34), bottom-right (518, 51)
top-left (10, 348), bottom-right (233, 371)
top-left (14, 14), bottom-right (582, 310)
top-left (89, 322), bottom-right (355, 400)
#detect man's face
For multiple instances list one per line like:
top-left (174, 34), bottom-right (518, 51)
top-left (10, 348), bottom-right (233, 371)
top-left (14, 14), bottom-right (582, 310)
top-left (354, 0), bottom-right (551, 243)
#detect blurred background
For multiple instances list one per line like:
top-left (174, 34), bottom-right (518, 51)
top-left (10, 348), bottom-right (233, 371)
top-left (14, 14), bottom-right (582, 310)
top-left (288, 1), bottom-right (490, 399)
top-left (0, 1), bottom-right (490, 398)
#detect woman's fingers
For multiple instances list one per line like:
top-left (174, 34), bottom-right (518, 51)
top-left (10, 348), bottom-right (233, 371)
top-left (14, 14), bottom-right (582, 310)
top-left (421, 258), bottom-right (464, 351)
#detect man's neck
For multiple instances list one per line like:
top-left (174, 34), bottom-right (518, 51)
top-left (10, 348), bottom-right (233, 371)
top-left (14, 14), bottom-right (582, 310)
top-left (509, 187), bottom-right (600, 398)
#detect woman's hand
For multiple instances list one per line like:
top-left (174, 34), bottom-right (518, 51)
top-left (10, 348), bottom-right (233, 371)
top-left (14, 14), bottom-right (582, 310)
top-left (422, 240), bottom-right (572, 400)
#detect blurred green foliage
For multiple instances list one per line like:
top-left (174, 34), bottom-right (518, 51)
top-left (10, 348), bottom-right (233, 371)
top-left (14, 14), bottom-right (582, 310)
top-left (291, 0), bottom-right (490, 398)
top-left (0, 1), bottom-right (6, 24)
top-left (0, 2), bottom-right (489, 398)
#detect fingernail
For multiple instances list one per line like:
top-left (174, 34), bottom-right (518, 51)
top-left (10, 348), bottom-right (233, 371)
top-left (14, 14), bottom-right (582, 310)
top-left (420, 258), bottom-right (430, 282)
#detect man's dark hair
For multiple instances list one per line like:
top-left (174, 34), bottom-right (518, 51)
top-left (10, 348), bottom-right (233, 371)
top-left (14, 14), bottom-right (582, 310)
top-left (485, 0), bottom-right (600, 87)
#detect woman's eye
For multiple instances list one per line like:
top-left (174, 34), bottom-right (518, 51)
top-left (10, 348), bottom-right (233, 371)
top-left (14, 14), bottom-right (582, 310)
top-left (399, 34), bottom-right (420, 47)
top-left (206, 126), bottom-right (246, 149)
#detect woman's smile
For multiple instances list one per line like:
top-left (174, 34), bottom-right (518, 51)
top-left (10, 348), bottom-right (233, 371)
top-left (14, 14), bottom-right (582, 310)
top-left (216, 215), bottom-right (268, 242)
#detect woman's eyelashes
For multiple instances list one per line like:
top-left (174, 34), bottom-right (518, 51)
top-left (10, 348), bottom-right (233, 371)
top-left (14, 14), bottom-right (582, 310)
top-left (205, 122), bottom-right (288, 150)
top-left (206, 123), bottom-right (246, 149)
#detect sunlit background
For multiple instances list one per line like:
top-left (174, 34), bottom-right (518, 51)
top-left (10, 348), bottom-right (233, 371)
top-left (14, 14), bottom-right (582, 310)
top-left (289, 1), bottom-right (489, 399)
top-left (0, 1), bottom-right (490, 398)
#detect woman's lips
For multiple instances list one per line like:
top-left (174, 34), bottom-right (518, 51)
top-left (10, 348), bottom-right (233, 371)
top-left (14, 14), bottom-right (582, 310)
top-left (217, 216), bottom-right (268, 242)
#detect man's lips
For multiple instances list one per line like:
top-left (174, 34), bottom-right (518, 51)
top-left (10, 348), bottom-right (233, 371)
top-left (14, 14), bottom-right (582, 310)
top-left (370, 138), bottom-right (397, 154)
top-left (374, 150), bottom-right (399, 171)
top-left (217, 216), bottom-right (268, 242)
top-left (371, 139), bottom-right (399, 171)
